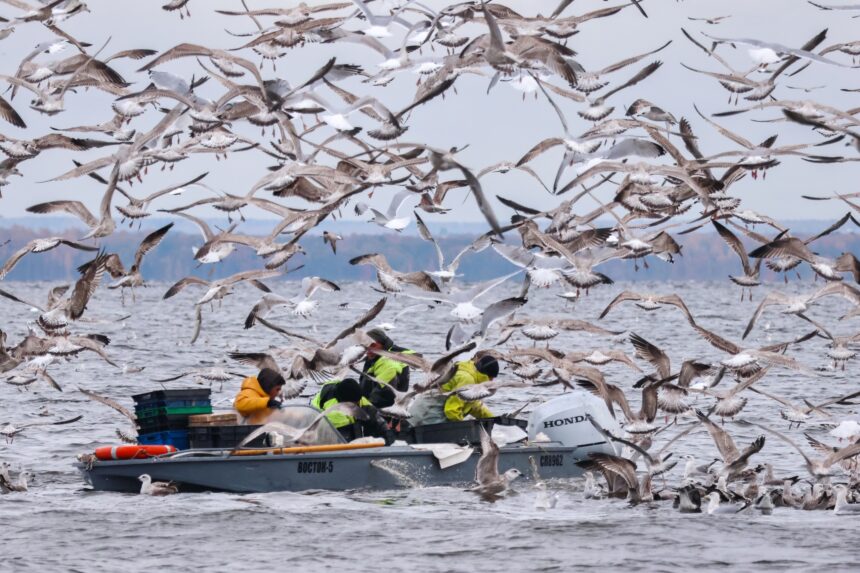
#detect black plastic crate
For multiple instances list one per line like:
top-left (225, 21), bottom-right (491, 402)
top-left (188, 425), bottom-right (267, 449)
top-left (136, 413), bottom-right (196, 434)
top-left (491, 416), bottom-right (528, 430)
top-left (411, 419), bottom-right (494, 445)
top-left (132, 389), bottom-right (211, 406)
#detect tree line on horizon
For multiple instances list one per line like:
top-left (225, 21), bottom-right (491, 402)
top-left (1, 224), bottom-right (859, 284)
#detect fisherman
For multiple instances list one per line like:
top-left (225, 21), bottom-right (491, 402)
top-left (360, 328), bottom-right (416, 409)
top-left (235, 368), bottom-right (285, 425)
top-left (310, 378), bottom-right (387, 441)
top-left (409, 355), bottom-right (499, 426)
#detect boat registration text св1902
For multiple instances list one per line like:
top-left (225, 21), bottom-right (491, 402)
top-left (539, 454), bottom-right (564, 467)
top-left (297, 461), bottom-right (334, 474)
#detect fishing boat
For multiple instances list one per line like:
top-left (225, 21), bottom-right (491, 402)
top-left (77, 392), bottom-right (619, 494)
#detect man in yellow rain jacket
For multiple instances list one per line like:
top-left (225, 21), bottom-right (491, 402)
top-left (409, 356), bottom-right (498, 426)
top-left (310, 378), bottom-right (372, 441)
top-left (235, 368), bottom-right (285, 425)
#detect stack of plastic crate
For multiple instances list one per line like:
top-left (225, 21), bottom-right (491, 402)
top-left (133, 389), bottom-right (212, 450)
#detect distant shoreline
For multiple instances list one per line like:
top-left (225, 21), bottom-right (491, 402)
top-left (2, 220), bottom-right (858, 283)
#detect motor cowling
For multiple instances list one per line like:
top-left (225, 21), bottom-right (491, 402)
top-left (527, 391), bottom-right (620, 449)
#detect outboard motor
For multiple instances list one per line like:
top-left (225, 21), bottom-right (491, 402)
top-left (527, 391), bottom-right (620, 451)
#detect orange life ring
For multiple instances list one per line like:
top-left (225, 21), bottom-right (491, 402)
top-left (94, 445), bottom-right (177, 461)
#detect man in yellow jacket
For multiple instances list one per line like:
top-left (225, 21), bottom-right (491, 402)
top-left (360, 328), bottom-right (416, 409)
top-left (310, 378), bottom-right (373, 441)
top-left (409, 356), bottom-right (498, 426)
top-left (235, 368), bottom-right (285, 425)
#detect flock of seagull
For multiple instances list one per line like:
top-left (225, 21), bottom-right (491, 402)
top-left (0, 0), bottom-right (859, 509)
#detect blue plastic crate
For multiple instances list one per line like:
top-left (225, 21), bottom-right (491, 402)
top-left (137, 430), bottom-right (190, 450)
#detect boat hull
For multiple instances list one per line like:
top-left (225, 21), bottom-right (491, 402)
top-left (77, 442), bottom-right (612, 494)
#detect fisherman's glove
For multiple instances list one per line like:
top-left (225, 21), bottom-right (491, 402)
top-left (267, 398), bottom-right (283, 409)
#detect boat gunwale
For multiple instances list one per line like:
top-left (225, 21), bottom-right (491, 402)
top-left (77, 442), bottom-right (588, 470)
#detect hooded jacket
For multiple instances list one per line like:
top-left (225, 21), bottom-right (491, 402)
top-left (310, 380), bottom-right (372, 429)
top-left (441, 360), bottom-right (493, 421)
top-left (235, 376), bottom-right (274, 425)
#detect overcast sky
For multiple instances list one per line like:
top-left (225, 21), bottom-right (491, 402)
top-left (0, 0), bottom-right (858, 228)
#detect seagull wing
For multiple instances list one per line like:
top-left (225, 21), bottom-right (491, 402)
top-left (712, 220), bottom-right (752, 275)
top-left (139, 43), bottom-right (269, 97)
top-left (752, 413), bottom-right (823, 467)
top-left (228, 351), bottom-right (279, 373)
top-left (629, 333), bottom-right (670, 379)
top-left (492, 243), bottom-right (535, 269)
top-left (809, 282), bottom-right (860, 305)
top-left (477, 297), bottom-right (527, 337)
top-left (597, 290), bottom-right (642, 319)
top-left (190, 305), bottom-right (203, 345)
top-left (695, 409), bottom-right (740, 463)
top-left (366, 348), bottom-right (431, 372)
top-left (430, 341), bottom-right (478, 375)
top-left (349, 252), bottom-right (392, 273)
top-left (326, 297), bottom-right (387, 349)
top-left (598, 60), bottom-right (663, 102)
top-left (161, 209), bottom-right (214, 240)
top-left (678, 117), bottom-right (708, 162)
top-left (810, 389), bottom-right (860, 410)
top-left (0, 94), bottom-right (25, 128)
top-left (414, 211), bottom-right (445, 271)
top-left (223, 269), bottom-right (281, 287)
top-left (235, 421), bottom-right (301, 449)
top-left (743, 292), bottom-right (793, 339)
top-left (602, 139), bottom-right (665, 161)
top-left (586, 414), bottom-right (655, 465)
top-left (748, 349), bottom-right (815, 374)
top-left (59, 239), bottom-right (100, 253)
top-left (69, 252), bottom-right (108, 320)
top-left (748, 237), bottom-right (816, 264)
top-left (693, 103), bottom-right (755, 150)
top-left (302, 276), bottom-right (340, 298)
top-left (515, 138), bottom-right (565, 167)
top-left (458, 161), bottom-right (502, 236)
top-left (0, 242), bottom-right (38, 280)
top-left (253, 316), bottom-right (324, 346)
top-left (598, 40), bottom-right (673, 75)
top-left (78, 387), bottom-right (135, 422)
top-left (26, 200), bottom-right (99, 228)
top-left (553, 318), bottom-right (624, 336)
top-left (821, 441), bottom-right (860, 469)
top-left (691, 322), bottom-right (741, 355)
top-left (163, 276), bottom-right (209, 299)
top-left (399, 271), bottom-right (441, 292)
top-left (476, 424), bottom-right (500, 486)
top-left (458, 270), bottom-right (521, 304)
top-left (702, 32), bottom-right (851, 68)
top-left (0, 285), bottom-right (46, 312)
top-left (455, 383), bottom-right (494, 401)
top-left (133, 223), bottom-right (173, 269)
top-left (587, 452), bottom-right (638, 491)
top-left (728, 436), bottom-right (766, 472)
top-left (386, 189), bottom-right (414, 219)
top-left (749, 386), bottom-right (797, 409)
top-left (19, 414), bottom-right (84, 430)
top-left (653, 294), bottom-right (697, 326)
